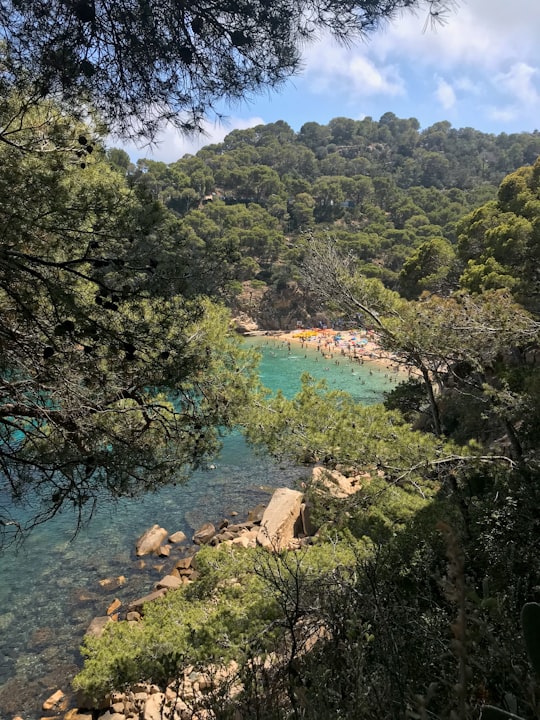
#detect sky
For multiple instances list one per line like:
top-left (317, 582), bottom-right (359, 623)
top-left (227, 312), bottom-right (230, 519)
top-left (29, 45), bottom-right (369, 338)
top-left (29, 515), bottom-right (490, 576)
top-left (120, 0), bottom-right (540, 165)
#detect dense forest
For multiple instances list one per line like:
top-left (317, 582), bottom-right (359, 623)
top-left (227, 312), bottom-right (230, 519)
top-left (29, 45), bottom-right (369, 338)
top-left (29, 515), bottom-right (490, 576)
top-left (111, 115), bottom-right (540, 322)
top-left (68, 118), bottom-right (540, 720)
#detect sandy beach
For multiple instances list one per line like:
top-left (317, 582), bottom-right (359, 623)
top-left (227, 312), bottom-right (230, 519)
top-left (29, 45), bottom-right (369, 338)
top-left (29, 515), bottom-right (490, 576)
top-left (269, 327), bottom-right (410, 377)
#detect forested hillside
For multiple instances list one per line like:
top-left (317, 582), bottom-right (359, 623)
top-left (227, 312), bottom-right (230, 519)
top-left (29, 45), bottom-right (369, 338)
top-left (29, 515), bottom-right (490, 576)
top-left (110, 115), bottom-right (540, 319)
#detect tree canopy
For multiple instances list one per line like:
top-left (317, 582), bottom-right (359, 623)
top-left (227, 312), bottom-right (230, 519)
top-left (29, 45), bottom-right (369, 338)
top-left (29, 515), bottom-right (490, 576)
top-left (0, 94), bottom-right (259, 544)
top-left (0, 0), bottom-right (458, 137)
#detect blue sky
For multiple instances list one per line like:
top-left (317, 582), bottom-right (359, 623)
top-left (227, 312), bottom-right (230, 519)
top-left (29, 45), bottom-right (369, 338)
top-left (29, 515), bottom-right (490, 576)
top-left (121, 0), bottom-right (540, 164)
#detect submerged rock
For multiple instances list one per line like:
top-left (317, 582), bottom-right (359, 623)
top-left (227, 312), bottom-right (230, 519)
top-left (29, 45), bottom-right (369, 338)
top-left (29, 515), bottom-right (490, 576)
top-left (136, 525), bottom-right (169, 556)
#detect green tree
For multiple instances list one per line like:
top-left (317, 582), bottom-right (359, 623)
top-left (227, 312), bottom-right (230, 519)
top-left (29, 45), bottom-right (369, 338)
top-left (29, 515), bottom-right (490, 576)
top-left (0, 96), bottom-right (259, 543)
top-left (399, 237), bottom-right (456, 299)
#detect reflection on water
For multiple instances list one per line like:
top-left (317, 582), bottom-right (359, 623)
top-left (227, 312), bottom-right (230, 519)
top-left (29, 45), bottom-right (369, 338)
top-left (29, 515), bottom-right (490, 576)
top-left (0, 336), bottom-right (396, 718)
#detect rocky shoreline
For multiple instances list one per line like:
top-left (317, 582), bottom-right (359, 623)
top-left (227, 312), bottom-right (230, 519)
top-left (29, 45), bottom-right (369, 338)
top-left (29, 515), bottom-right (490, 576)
top-left (28, 466), bottom-right (364, 720)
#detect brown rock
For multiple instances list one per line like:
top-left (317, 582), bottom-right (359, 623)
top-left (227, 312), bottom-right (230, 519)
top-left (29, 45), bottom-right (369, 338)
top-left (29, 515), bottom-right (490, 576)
top-left (42, 688), bottom-right (67, 711)
top-left (135, 525), bottom-right (169, 556)
top-left (158, 544), bottom-right (171, 557)
top-left (168, 530), bottom-right (187, 544)
top-left (155, 575), bottom-right (182, 590)
top-left (143, 692), bottom-right (167, 720)
top-left (257, 488), bottom-right (304, 551)
top-left (98, 575), bottom-right (126, 589)
top-left (192, 522), bottom-right (216, 545)
top-left (127, 588), bottom-right (167, 612)
top-left (106, 598), bottom-right (122, 615)
top-left (247, 503), bottom-right (266, 523)
top-left (126, 611), bottom-right (142, 622)
top-left (311, 466), bottom-right (364, 498)
top-left (175, 556), bottom-right (193, 570)
top-left (64, 710), bottom-right (93, 720)
top-left (300, 502), bottom-right (317, 536)
top-left (209, 531), bottom-right (235, 545)
top-left (85, 616), bottom-right (112, 637)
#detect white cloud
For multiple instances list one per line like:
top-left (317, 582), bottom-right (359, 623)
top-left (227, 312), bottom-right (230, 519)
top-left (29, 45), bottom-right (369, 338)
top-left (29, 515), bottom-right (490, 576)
top-left (435, 77), bottom-right (456, 109)
top-left (113, 115), bottom-right (265, 164)
top-left (487, 105), bottom-right (519, 123)
top-left (303, 36), bottom-right (404, 99)
top-left (494, 62), bottom-right (540, 106)
top-left (370, 0), bottom-right (540, 71)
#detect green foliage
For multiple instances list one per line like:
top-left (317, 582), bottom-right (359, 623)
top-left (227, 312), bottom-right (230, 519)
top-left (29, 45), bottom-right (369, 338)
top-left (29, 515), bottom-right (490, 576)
top-left (0, 94), bottom-right (263, 540)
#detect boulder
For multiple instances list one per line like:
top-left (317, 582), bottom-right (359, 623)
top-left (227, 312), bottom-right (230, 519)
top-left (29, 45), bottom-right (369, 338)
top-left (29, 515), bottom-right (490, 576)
top-left (158, 544), bottom-right (171, 557)
top-left (175, 556), bottom-right (193, 570)
top-left (42, 688), bottom-right (67, 711)
top-left (85, 616), bottom-right (112, 638)
top-left (63, 711), bottom-right (93, 720)
top-left (311, 466), bottom-right (365, 498)
top-left (168, 530), bottom-right (187, 544)
top-left (155, 575), bottom-right (182, 590)
top-left (300, 502), bottom-right (317, 536)
top-left (192, 522), bottom-right (216, 545)
top-left (247, 503), bottom-right (266, 523)
top-left (106, 598), bottom-right (122, 615)
top-left (143, 692), bottom-right (167, 720)
top-left (136, 525), bottom-right (169, 556)
top-left (257, 488), bottom-right (304, 551)
top-left (127, 588), bottom-right (168, 612)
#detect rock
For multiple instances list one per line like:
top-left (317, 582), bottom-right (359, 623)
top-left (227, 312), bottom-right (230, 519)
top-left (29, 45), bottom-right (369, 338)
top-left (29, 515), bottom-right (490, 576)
top-left (126, 611), bottom-right (142, 622)
top-left (73, 687), bottom-right (111, 711)
top-left (209, 531), bottom-right (235, 545)
top-left (127, 588), bottom-right (168, 612)
top-left (192, 522), bottom-right (216, 545)
top-left (247, 503), bottom-right (266, 523)
top-left (85, 616), bottom-right (112, 637)
top-left (97, 712), bottom-right (125, 720)
top-left (229, 535), bottom-right (250, 548)
top-left (175, 556), bottom-right (193, 570)
top-left (106, 598), bottom-right (122, 615)
top-left (98, 575), bottom-right (126, 589)
top-left (158, 544), bottom-right (171, 557)
top-left (257, 488), bottom-right (304, 551)
top-left (155, 575), bottom-right (182, 590)
top-left (63, 711), bottom-right (93, 720)
top-left (232, 313), bottom-right (259, 333)
top-left (311, 466), bottom-right (365, 498)
top-left (300, 502), bottom-right (317, 536)
top-left (43, 689), bottom-right (67, 711)
top-left (136, 525), bottom-right (169, 556)
top-left (168, 530), bottom-right (187, 544)
top-left (143, 692), bottom-right (167, 720)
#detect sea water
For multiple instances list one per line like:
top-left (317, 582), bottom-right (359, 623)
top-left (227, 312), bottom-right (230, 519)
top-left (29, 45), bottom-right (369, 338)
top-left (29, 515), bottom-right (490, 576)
top-left (0, 336), bottom-right (399, 718)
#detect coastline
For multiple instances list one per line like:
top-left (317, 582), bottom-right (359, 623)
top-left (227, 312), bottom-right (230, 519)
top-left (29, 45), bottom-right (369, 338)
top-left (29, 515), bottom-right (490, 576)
top-left (264, 327), bottom-right (410, 378)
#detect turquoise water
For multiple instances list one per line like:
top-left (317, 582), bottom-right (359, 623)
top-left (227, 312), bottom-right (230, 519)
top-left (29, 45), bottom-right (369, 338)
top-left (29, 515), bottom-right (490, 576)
top-left (0, 337), bottom-right (398, 718)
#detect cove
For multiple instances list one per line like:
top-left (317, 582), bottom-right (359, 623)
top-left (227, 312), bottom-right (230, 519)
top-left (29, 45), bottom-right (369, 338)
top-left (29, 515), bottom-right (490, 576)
top-left (0, 336), bottom-right (397, 719)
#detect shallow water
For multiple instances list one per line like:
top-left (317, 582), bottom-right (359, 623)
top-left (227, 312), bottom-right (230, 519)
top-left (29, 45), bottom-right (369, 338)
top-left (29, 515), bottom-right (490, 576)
top-left (0, 336), bottom-right (398, 718)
